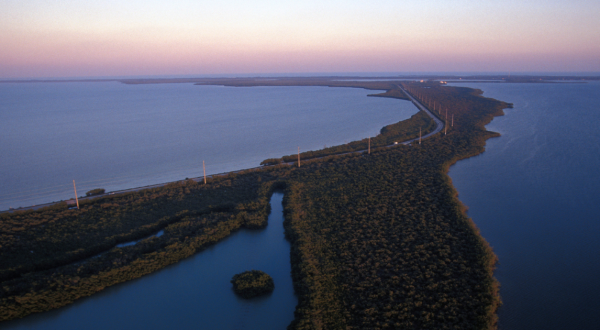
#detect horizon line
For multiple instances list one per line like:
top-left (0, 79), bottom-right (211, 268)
top-left (3, 71), bottom-right (600, 82)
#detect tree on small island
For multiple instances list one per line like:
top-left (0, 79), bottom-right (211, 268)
top-left (231, 270), bottom-right (274, 298)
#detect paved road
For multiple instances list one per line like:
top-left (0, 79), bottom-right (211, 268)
top-left (396, 84), bottom-right (444, 143)
top-left (3, 86), bottom-right (444, 213)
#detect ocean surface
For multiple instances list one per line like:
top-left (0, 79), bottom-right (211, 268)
top-left (448, 81), bottom-right (600, 330)
top-left (0, 82), bottom-right (416, 211)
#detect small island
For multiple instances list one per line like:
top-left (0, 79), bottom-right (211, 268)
top-left (231, 270), bottom-right (274, 298)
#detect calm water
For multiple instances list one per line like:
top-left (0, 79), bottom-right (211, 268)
top-left (0, 82), bottom-right (416, 210)
top-left (448, 81), bottom-right (600, 329)
top-left (4, 192), bottom-right (296, 330)
top-left (4, 80), bottom-right (599, 329)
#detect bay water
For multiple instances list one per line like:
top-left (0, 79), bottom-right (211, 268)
top-left (0, 82), bottom-right (416, 210)
top-left (3, 79), bottom-right (599, 329)
top-left (448, 81), bottom-right (600, 329)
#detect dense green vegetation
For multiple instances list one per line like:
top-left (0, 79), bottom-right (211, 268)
top-left (283, 151), bottom-right (499, 329)
top-left (0, 172), bottom-right (277, 321)
top-left (0, 80), bottom-right (508, 330)
top-left (85, 188), bottom-right (105, 196)
top-left (260, 158), bottom-right (283, 166)
top-left (278, 82), bottom-right (508, 329)
top-left (269, 109), bottom-right (435, 164)
top-left (0, 174), bottom-right (272, 282)
top-left (231, 270), bottom-right (275, 298)
top-left (368, 89), bottom-right (410, 100)
top-left (123, 77), bottom-right (412, 96)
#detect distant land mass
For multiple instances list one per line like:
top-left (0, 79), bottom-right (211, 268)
top-left (1, 74), bottom-right (600, 85)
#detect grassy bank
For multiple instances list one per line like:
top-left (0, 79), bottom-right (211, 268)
top-left (262, 109), bottom-right (435, 165)
top-left (0, 171), bottom-right (277, 321)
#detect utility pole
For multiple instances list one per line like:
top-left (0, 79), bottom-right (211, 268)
top-left (73, 180), bottom-right (79, 210)
top-left (297, 146), bottom-right (300, 167)
top-left (445, 109), bottom-right (448, 135)
top-left (203, 160), bottom-right (206, 184)
top-left (368, 137), bottom-right (371, 154)
top-left (419, 127), bottom-right (422, 145)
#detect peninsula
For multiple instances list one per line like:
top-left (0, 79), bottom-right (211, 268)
top-left (0, 78), bottom-right (509, 329)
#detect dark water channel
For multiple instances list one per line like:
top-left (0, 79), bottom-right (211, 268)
top-left (448, 81), bottom-right (600, 329)
top-left (4, 192), bottom-right (296, 330)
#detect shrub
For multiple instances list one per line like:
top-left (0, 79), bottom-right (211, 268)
top-left (231, 270), bottom-right (274, 298)
top-left (85, 188), bottom-right (105, 196)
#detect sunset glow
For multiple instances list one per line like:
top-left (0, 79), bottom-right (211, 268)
top-left (1, 0), bottom-right (599, 78)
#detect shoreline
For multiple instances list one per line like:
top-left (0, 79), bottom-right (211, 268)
top-left (2, 80), bottom-right (434, 214)
top-left (281, 81), bottom-right (507, 329)
top-left (1, 79), bottom-right (507, 328)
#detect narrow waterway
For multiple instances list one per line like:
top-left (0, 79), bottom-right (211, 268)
top-left (3, 192), bottom-right (296, 330)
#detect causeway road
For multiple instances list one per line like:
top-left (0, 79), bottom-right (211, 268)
top-left (396, 84), bottom-right (444, 143)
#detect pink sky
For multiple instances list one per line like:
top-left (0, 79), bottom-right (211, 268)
top-left (1, 0), bottom-right (599, 78)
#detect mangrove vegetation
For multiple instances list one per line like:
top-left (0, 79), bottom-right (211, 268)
top-left (0, 79), bottom-right (509, 330)
top-left (231, 270), bottom-right (275, 298)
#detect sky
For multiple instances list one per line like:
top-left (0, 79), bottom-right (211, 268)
top-left (1, 0), bottom-right (599, 78)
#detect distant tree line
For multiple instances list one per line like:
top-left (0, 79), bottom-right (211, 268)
top-left (264, 108), bottom-right (435, 165)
